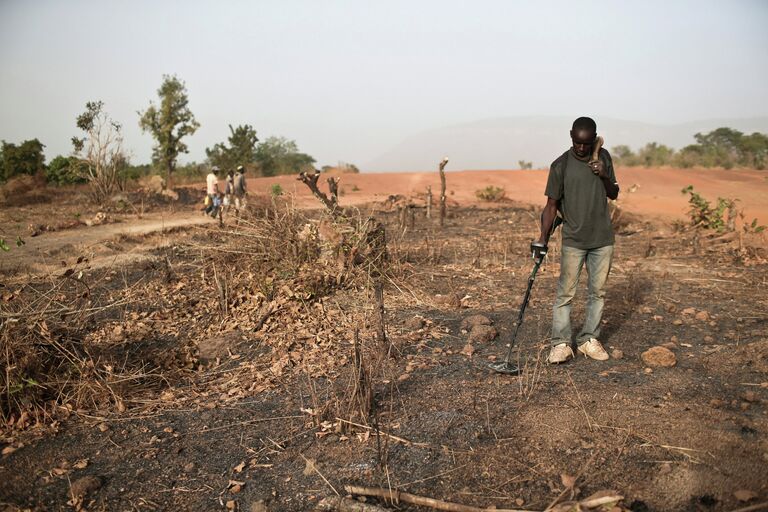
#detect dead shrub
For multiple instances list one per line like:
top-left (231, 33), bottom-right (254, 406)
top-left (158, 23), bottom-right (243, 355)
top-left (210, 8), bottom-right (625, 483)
top-left (475, 185), bottom-right (506, 202)
top-left (0, 261), bottom-right (191, 430)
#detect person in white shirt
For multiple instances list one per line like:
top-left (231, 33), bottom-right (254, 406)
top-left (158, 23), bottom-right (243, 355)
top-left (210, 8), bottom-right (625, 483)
top-left (205, 166), bottom-right (220, 217)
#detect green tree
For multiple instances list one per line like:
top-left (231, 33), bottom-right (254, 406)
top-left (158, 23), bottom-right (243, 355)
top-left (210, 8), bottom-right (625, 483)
top-left (0, 139), bottom-right (46, 182)
top-left (138, 75), bottom-right (200, 187)
top-left (205, 124), bottom-right (259, 170)
top-left (46, 155), bottom-right (85, 185)
top-left (635, 142), bottom-right (675, 167)
top-left (609, 145), bottom-right (637, 166)
top-left (739, 132), bottom-right (768, 170)
top-left (692, 127), bottom-right (743, 168)
top-left (255, 136), bottom-right (315, 177)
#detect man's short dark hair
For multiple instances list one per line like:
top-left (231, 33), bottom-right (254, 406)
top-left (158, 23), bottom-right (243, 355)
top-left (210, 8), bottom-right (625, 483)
top-left (572, 117), bottom-right (597, 134)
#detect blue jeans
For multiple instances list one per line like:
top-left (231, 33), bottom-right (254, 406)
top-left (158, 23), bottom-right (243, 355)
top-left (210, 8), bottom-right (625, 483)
top-left (551, 245), bottom-right (614, 346)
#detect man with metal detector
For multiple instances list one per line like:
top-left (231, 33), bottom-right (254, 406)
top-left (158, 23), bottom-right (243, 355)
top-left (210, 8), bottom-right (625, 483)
top-left (536, 117), bottom-right (619, 364)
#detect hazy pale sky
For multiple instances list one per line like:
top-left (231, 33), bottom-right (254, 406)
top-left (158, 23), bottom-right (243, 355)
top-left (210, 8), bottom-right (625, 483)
top-left (1, 0), bottom-right (767, 168)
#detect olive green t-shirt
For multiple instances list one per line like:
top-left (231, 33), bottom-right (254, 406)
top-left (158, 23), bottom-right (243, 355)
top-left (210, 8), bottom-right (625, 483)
top-left (544, 149), bottom-right (617, 249)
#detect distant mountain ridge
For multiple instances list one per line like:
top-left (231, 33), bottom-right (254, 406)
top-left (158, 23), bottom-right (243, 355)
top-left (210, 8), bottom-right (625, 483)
top-left (362, 116), bottom-right (768, 171)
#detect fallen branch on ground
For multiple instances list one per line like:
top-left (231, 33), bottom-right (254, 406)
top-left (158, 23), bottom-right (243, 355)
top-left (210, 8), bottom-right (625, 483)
top-left (344, 486), bottom-right (623, 512)
top-left (345, 485), bottom-right (529, 512)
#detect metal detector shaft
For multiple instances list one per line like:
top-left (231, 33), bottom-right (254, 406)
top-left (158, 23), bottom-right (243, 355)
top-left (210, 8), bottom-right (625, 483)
top-left (500, 259), bottom-right (543, 365)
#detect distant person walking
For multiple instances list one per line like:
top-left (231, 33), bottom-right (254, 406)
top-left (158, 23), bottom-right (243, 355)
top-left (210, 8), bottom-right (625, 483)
top-left (205, 166), bottom-right (220, 217)
top-left (233, 165), bottom-right (248, 215)
top-left (535, 116), bottom-right (620, 364)
top-left (224, 169), bottom-right (235, 213)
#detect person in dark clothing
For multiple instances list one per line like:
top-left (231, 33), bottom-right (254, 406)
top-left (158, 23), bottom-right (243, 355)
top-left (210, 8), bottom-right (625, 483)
top-left (534, 117), bottom-right (620, 364)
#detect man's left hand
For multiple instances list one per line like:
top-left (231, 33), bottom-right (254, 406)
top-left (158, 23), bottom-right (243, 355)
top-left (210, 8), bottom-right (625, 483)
top-left (589, 159), bottom-right (608, 178)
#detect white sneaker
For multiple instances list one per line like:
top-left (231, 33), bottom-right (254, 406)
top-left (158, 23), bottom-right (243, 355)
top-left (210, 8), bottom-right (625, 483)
top-left (548, 343), bottom-right (574, 364)
top-left (577, 338), bottom-right (609, 361)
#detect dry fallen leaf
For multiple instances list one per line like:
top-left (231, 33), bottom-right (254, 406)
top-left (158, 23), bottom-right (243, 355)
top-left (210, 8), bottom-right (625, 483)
top-left (734, 489), bottom-right (758, 502)
top-left (73, 459), bottom-right (89, 469)
top-left (302, 457), bottom-right (316, 476)
top-left (233, 461), bottom-right (245, 473)
top-left (560, 473), bottom-right (576, 490)
top-left (1, 446), bottom-right (17, 456)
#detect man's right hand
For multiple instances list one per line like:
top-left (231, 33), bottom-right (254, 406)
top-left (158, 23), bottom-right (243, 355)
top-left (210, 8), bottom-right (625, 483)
top-left (531, 241), bottom-right (548, 262)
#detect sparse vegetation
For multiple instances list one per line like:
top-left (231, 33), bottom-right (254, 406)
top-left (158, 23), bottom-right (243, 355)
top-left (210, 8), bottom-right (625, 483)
top-left (681, 185), bottom-right (765, 233)
top-left (613, 127), bottom-right (768, 169)
top-left (270, 183), bottom-right (284, 197)
top-left (0, 138), bottom-right (45, 182)
top-left (255, 136), bottom-right (315, 177)
top-left (475, 185), bottom-right (506, 201)
top-left (518, 160), bottom-right (533, 170)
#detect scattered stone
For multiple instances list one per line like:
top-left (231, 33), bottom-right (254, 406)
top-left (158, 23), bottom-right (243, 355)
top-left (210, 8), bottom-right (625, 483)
top-left (709, 399), bottom-right (725, 408)
top-left (405, 316), bottom-right (426, 330)
top-left (198, 331), bottom-right (244, 363)
top-left (742, 391), bottom-right (759, 403)
top-left (672, 319), bottom-right (683, 325)
top-left (659, 463), bottom-right (672, 475)
top-left (670, 335), bottom-right (678, 343)
top-left (70, 475), bottom-right (102, 498)
top-left (139, 174), bottom-right (165, 193)
top-left (661, 342), bottom-right (677, 350)
top-left (644, 368), bottom-right (653, 374)
top-left (611, 349), bottom-right (624, 359)
top-left (434, 293), bottom-right (462, 309)
top-left (161, 188), bottom-right (179, 201)
top-left (641, 346), bottom-right (677, 367)
top-left (468, 325), bottom-right (498, 343)
top-left (704, 335), bottom-right (714, 343)
top-left (183, 462), bottom-right (196, 473)
top-left (682, 307), bottom-right (696, 316)
top-left (250, 501), bottom-right (268, 512)
top-left (460, 314), bottom-right (492, 331)
top-left (695, 310), bottom-right (710, 321)
top-left (740, 402), bottom-right (751, 411)
top-left (97, 423), bottom-right (109, 432)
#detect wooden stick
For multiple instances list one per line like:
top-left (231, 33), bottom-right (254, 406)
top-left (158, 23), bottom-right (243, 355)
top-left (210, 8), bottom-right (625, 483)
top-left (439, 158), bottom-right (448, 228)
top-left (729, 502), bottom-right (768, 512)
top-left (345, 485), bottom-right (532, 512)
top-left (301, 453), bottom-right (340, 496)
top-left (298, 171), bottom-right (343, 217)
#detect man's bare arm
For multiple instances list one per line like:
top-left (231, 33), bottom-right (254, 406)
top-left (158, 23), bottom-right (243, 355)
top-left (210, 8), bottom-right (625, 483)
top-left (538, 197), bottom-right (560, 245)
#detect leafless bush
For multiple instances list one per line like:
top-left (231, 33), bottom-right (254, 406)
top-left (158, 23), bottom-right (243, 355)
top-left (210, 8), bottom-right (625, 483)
top-left (72, 101), bottom-right (127, 203)
top-left (0, 260), bottom-right (188, 430)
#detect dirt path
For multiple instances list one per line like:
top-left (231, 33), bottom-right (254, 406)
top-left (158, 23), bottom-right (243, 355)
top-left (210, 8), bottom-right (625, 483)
top-left (1, 212), bottom-right (211, 276)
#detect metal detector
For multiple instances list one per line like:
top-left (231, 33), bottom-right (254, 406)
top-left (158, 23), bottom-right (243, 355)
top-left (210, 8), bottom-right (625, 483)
top-left (489, 215), bottom-right (562, 375)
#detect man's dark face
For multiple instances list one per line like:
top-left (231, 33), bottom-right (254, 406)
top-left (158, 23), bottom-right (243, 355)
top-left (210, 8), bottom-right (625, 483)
top-left (571, 128), bottom-right (597, 158)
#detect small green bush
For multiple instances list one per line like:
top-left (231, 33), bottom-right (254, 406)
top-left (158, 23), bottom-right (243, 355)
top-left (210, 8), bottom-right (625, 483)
top-left (270, 183), bottom-right (284, 197)
top-left (475, 185), bottom-right (506, 202)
